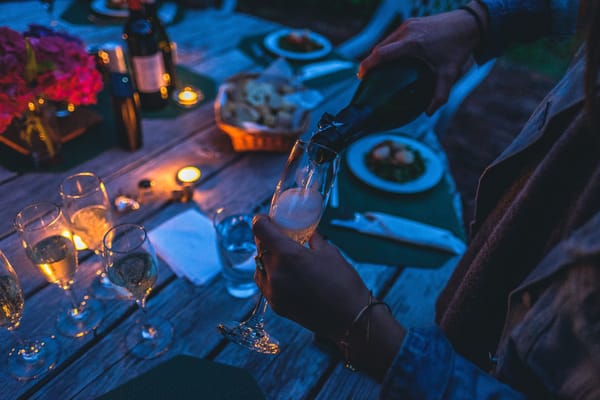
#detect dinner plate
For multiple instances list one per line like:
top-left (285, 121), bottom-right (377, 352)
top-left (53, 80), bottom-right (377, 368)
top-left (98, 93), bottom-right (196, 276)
top-left (263, 29), bottom-right (332, 61)
top-left (90, 0), bottom-right (129, 18)
top-left (346, 134), bottom-right (444, 194)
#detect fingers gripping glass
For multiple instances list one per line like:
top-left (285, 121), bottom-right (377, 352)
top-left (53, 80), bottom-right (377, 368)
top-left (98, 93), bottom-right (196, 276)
top-left (218, 140), bottom-right (340, 354)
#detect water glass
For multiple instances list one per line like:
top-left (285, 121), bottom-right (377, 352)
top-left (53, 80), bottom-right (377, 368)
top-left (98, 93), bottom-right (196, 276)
top-left (213, 203), bottom-right (259, 298)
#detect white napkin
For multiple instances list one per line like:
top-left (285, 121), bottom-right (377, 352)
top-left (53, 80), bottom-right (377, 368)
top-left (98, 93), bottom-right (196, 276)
top-left (331, 211), bottom-right (466, 254)
top-left (148, 209), bottom-right (221, 285)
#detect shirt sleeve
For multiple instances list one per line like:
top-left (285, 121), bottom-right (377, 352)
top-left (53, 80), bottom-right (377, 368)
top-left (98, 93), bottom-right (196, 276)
top-left (379, 326), bottom-right (526, 400)
top-left (475, 0), bottom-right (579, 61)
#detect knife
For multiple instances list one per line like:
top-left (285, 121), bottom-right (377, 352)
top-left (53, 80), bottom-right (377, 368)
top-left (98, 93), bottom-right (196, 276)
top-left (330, 211), bottom-right (466, 254)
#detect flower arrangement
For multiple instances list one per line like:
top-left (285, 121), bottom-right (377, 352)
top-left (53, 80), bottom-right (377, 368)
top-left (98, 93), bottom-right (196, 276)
top-left (0, 25), bottom-right (103, 135)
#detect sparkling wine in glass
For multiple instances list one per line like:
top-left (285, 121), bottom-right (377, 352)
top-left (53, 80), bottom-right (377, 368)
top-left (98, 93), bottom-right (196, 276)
top-left (60, 172), bottom-right (125, 300)
top-left (103, 223), bottom-right (173, 359)
top-left (15, 202), bottom-right (105, 338)
top-left (0, 249), bottom-right (59, 380)
top-left (218, 139), bottom-right (340, 354)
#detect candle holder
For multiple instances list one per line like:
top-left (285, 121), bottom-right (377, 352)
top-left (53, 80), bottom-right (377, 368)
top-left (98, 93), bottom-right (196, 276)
top-left (173, 86), bottom-right (203, 109)
top-left (173, 166), bottom-right (201, 202)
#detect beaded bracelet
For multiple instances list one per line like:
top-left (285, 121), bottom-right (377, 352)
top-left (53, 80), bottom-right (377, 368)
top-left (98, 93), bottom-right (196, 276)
top-left (338, 291), bottom-right (392, 371)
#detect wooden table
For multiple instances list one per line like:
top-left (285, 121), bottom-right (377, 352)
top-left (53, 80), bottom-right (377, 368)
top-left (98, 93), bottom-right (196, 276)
top-left (0, 2), bottom-right (464, 398)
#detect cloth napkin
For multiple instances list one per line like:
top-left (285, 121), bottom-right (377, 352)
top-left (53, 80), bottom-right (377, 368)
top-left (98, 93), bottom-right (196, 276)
top-left (148, 208), bottom-right (220, 285)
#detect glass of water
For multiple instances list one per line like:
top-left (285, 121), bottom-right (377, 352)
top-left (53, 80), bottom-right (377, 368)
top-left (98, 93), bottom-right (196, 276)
top-left (213, 202), bottom-right (259, 299)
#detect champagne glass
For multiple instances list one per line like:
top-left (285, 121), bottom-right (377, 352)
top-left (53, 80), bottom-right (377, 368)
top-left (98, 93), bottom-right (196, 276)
top-left (60, 172), bottom-right (124, 300)
top-left (103, 224), bottom-right (173, 359)
top-left (0, 249), bottom-right (59, 380)
top-left (218, 139), bottom-right (340, 354)
top-left (15, 202), bottom-right (105, 338)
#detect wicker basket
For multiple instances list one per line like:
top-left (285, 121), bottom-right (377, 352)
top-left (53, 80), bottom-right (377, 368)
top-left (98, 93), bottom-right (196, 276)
top-left (214, 73), bottom-right (310, 152)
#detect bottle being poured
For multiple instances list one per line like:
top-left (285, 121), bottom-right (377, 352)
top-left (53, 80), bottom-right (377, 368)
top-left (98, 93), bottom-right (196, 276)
top-left (308, 58), bottom-right (435, 162)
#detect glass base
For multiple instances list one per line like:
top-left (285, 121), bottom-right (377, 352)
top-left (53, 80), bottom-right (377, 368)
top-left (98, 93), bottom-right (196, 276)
top-left (56, 296), bottom-right (105, 338)
top-left (217, 320), bottom-right (280, 354)
top-left (126, 316), bottom-right (174, 359)
top-left (90, 274), bottom-right (131, 301)
top-left (8, 336), bottom-right (59, 381)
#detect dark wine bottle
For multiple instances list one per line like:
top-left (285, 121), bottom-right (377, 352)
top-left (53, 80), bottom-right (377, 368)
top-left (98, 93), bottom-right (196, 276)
top-left (142, 0), bottom-right (176, 93)
top-left (104, 44), bottom-right (143, 151)
top-left (309, 58), bottom-right (434, 162)
top-left (123, 0), bottom-right (168, 110)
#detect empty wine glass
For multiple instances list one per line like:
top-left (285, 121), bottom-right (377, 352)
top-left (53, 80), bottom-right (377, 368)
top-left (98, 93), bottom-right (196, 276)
top-left (15, 202), bottom-right (105, 338)
top-left (103, 224), bottom-right (173, 359)
top-left (218, 139), bottom-right (340, 354)
top-left (0, 249), bottom-right (59, 381)
top-left (60, 172), bottom-right (125, 300)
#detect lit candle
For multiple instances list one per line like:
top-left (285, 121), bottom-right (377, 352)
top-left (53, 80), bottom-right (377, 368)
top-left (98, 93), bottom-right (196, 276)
top-left (174, 86), bottom-right (203, 108)
top-left (176, 166), bottom-right (201, 185)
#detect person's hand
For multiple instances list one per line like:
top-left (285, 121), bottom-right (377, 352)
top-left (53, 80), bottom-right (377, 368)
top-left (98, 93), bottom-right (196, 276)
top-left (252, 215), bottom-right (371, 342)
top-left (359, 2), bottom-right (487, 115)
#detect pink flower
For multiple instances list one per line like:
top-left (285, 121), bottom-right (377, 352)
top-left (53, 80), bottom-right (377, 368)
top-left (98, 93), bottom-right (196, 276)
top-left (0, 25), bottom-right (104, 135)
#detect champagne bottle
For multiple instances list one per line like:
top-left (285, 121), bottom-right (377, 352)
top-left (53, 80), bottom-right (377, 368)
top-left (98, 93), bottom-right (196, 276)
top-left (309, 58), bottom-right (434, 162)
top-left (104, 43), bottom-right (143, 151)
top-left (123, 0), bottom-right (168, 110)
top-left (142, 0), bottom-right (176, 93)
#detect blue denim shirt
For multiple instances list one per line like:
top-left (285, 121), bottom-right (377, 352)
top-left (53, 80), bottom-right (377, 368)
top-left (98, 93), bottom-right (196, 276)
top-left (379, 1), bottom-right (594, 399)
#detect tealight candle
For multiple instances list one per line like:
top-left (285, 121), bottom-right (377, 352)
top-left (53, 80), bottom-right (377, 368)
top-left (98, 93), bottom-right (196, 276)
top-left (176, 166), bottom-right (202, 185)
top-left (174, 86), bottom-right (203, 108)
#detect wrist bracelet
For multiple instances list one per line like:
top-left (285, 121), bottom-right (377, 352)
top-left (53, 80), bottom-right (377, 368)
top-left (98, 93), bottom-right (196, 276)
top-left (459, 4), bottom-right (485, 43)
top-left (338, 291), bottom-right (392, 371)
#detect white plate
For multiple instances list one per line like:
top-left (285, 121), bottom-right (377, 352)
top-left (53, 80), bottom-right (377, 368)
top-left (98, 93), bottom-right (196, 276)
top-left (90, 0), bottom-right (129, 18)
top-left (346, 134), bottom-right (444, 194)
top-left (263, 29), bottom-right (332, 61)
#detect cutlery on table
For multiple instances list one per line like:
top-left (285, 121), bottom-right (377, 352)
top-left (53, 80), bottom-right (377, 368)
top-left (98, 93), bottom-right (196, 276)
top-left (330, 211), bottom-right (466, 254)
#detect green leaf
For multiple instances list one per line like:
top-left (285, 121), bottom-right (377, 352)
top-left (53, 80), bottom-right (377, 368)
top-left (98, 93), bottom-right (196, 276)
top-left (24, 39), bottom-right (38, 84)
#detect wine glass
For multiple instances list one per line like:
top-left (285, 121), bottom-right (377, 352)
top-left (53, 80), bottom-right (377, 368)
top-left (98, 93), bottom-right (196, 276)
top-left (218, 139), bottom-right (340, 354)
top-left (14, 202), bottom-right (105, 338)
top-left (60, 172), bottom-right (124, 300)
top-left (102, 223), bottom-right (174, 359)
top-left (0, 249), bottom-right (59, 381)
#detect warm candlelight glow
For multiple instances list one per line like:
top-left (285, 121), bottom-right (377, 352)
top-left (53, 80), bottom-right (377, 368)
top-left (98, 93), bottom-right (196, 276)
top-left (177, 166), bottom-right (201, 184)
top-left (174, 86), bottom-right (203, 108)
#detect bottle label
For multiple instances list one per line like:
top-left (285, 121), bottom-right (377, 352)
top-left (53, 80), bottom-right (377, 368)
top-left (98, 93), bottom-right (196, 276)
top-left (131, 52), bottom-right (166, 93)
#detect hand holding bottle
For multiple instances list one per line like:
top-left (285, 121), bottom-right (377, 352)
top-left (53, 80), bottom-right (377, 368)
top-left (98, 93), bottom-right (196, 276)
top-left (359, 1), bottom-right (488, 115)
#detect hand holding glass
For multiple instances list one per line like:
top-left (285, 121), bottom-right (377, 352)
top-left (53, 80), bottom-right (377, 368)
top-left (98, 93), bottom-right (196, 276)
top-left (103, 224), bottom-right (173, 359)
top-left (15, 202), bottom-right (104, 338)
top-left (218, 139), bottom-right (340, 353)
top-left (0, 250), bottom-right (59, 380)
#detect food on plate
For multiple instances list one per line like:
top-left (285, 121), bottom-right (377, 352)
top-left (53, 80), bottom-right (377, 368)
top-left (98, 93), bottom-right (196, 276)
top-left (277, 30), bottom-right (324, 53)
top-left (106, 0), bottom-right (128, 9)
top-left (364, 139), bottom-right (426, 183)
top-left (220, 77), bottom-right (301, 130)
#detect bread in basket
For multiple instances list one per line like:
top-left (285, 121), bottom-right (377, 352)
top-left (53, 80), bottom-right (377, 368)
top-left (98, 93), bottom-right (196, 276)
top-left (214, 72), bottom-right (310, 152)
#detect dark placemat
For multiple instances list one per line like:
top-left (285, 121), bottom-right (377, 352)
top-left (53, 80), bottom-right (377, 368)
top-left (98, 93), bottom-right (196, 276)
top-left (142, 65), bottom-right (217, 119)
top-left (0, 66), bottom-right (216, 173)
top-left (60, 0), bottom-right (185, 26)
top-left (319, 148), bottom-right (466, 268)
top-left (237, 33), bottom-right (358, 89)
top-left (98, 355), bottom-right (265, 400)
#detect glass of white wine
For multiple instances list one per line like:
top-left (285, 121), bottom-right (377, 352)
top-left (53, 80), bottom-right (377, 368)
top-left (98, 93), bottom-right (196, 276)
top-left (60, 172), bottom-right (123, 300)
top-left (218, 139), bottom-right (340, 354)
top-left (14, 202), bottom-right (105, 338)
top-left (102, 223), bottom-right (173, 359)
top-left (0, 249), bottom-right (59, 380)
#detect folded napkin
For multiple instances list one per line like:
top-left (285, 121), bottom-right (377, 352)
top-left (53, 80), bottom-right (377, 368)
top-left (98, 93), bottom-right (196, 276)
top-left (148, 209), bottom-right (220, 285)
top-left (330, 211), bottom-right (466, 254)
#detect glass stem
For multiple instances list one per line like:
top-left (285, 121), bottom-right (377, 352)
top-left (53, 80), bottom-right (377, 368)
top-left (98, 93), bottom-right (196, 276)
top-left (135, 298), bottom-right (157, 340)
top-left (244, 295), bottom-right (268, 328)
top-left (64, 288), bottom-right (83, 318)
